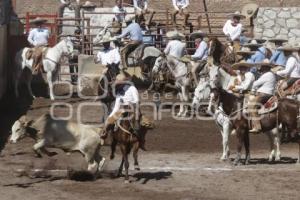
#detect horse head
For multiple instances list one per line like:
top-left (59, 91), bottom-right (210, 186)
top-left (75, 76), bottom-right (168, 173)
top-left (152, 55), bottom-right (167, 74)
top-left (62, 37), bottom-right (74, 56)
top-left (93, 25), bottom-right (111, 44)
top-left (208, 65), bottom-right (220, 89)
top-left (208, 37), bottom-right (225, 64)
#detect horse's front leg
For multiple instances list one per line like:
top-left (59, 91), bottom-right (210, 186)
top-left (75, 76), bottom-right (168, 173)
top-left (120, 144), bottom-right (130, 183)
top-left (25, 72), bottom-right (35, 99)
top-left (220, 121), bottom-right (230, 161)
top-left (133, 142), bottom-right (140, 171)
top-left (46, 71), bottom-right (55, 100)
top-left (176, 92), bottom-right (184, 117)
top-left (266, 130), bottom-right (275, 162)
top-left (233, 128), bottom-right (244, 166)
top-left (272, 128), bottom-right (281, 161)
top-left (243, 129), bottom-right (250, 165)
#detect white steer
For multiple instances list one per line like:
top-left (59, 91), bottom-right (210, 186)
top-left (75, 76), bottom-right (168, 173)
top-left (10, 114), bottom-right (105, 173)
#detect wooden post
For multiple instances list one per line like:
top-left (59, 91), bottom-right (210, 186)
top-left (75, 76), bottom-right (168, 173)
top-left (166, 9), bottom-right (169, 31)
top-left (202, 0), bottom-right (211, 33)
top-left (25, 12), bottom-right (30, 34)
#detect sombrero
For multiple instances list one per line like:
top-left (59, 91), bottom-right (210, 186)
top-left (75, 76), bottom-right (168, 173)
top-left (227, 11), bottom-right (246, 19)
top-left (277, 44), bottom-right (300, 52)
top-left (115, 73), bottom-right (131, 85)
top-left (190, 30), bottom-right (206, 39)
top-left (30, 17), bottom-right (48, 24)
top-left (242, 39), bottom-right (263, 48)
top-left (252, 38), bottom-right (266, 44)
top-left (236, 48), bottom-right (255, 56)
top-left (166, 31), bottom-right (185, 40)
top-left (241, 3), bottom-right (259, 19)
top-left (125, 15), bottom-right (135, 23)
top-left (82, 1), bottom-right (96, 8)
top-left (232, 60), bottom-right (254, 70)
top-left (257, 59), bottom-right (275, 69)
top-left (268, 38), bottom-right (288, 44)
top-left (98, 35), bottom-right (116, 44)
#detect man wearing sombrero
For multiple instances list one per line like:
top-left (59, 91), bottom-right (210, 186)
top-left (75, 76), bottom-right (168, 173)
top-left (27, 17), bottom-right (49, 74)
top-left (164, 30), bottom-right (186, 59)
top-left (276, 45), bottom-right (300, 97)
top-left (269, 38), bottom-right (288, 66)
top-left (189, 30), bottom-right (208, 85)
top-left (101, 73), bottom-right (145, 150)
top-left (116, 15), bottom-right (143, 69)
top-left (96, 35), bottom-right (121, 77)
top-left (223, 11), bottom-right (245, 50)
top-left (243, 39), bottom-right (267, 64)
top-left (248, 60), bottom-right (277, 133)
top-left (229, 61), bottom-right (255, 94)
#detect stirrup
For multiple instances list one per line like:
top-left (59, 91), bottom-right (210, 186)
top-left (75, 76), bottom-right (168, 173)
top-left (249, 128), bottom-right (260, 134)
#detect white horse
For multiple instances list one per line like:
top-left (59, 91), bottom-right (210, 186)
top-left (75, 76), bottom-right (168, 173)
top-left (153, 55), bottom-right (191, 117)
top-left (208, 65), bottom-right (281, 162)
top-left (191, 63), bottom-right (211, 112)
top-left (15, 37), bottom-right (74, 100)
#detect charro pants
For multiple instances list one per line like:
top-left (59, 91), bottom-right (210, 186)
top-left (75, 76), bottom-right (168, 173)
top-left (172, 8), bottom-right (189, 26)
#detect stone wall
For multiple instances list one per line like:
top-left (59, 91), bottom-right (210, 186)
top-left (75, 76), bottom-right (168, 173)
top-left (254, 7), bottom-right (300, 44)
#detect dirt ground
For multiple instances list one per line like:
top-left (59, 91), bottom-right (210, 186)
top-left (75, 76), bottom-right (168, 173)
top-left (1, 90), bottom-right (300, 200)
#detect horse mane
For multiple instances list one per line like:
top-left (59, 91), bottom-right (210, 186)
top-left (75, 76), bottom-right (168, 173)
top-left (209, 37), bottom-right (225, 64)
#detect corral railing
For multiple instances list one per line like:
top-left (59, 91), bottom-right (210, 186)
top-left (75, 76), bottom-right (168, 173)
top-left (18, 9), bottom-right (253, 80)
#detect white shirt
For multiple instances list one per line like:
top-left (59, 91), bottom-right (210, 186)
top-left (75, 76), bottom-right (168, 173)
top-left (223, 19), bottom-right (242, 41)
top-left (112, 5), bottom-right (126, 23)
top-left (96, 47), bottom-right (121, 66)
top-left (235, 72), bottom-right (255, 91)
top-left (27, 28), bottom-right (49, 46)
top-left (109, 85), bottom-right (139, 117)
top-left (172, 0), bottom-right (189, 10)
top-left (134, 0), bottom-right (148, 10)
top-left (192, 40), bottom-right (208, 60)
top-left (252, 71), bottom-right (277, 95)
top-left (276, 56), bottom-right (300, 78)
top-left (164, 40), bottom-right (186, 59)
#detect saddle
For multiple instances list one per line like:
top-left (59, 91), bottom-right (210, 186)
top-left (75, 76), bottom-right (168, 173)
top-left (243, 95), bottom-right (278, 115)
top-left (277, 79), bottom-right (300, 98)
top-left (258, 96), bottom-right (278, 115)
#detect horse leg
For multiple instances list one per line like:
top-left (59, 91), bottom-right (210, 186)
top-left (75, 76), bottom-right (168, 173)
top-left (25, 72), bottom-right (35, 99)
top-left (110, 137), bottom-right (117, 160)
top-left (120, 144), bottom-right (130, 183)
top-left (220, 121), bottom-right (230, 161)
top-left (177, 93), bottom-right (184, 117)
top-left (266, 131), bottom-right (275, 162)
top-left (243, 130), bottom-right (250, 165)
top-left (46, 71), bottom-right (55, 100)
top-left (133, 142), bottom-right (140, 171)
top-left (233, 129), bottom-right (243, 166)
top-left (273, 128), bottom-right (281, 161)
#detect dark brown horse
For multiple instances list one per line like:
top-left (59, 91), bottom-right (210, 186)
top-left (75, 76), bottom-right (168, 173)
top-left (210, 87), bottom-right (300, 165)
top-left (110, 112), bottom-right (152, 183)
top-left (207, 37), bottom-right (237, 75)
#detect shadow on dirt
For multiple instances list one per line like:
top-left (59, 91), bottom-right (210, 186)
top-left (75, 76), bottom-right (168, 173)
top-left (133, 171), bottom-right (173, 184)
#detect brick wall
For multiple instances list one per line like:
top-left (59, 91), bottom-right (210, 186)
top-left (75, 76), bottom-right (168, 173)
top-left (15, 0), bottom-right (300, 16)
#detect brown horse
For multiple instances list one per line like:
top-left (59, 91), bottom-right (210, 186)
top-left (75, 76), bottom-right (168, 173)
top-left (210, 87), bottom-right (300, 165)
top-left (207, 37), bottom-right (237, 75)
top-left (110, 112), bottom-right (153, 183)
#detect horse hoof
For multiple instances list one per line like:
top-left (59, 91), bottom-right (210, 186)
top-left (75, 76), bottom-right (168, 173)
top-left (134, 165), bottom-right (140, 171)
top-left (124, 180), bottom-right (130, 184)
top-left (110, 154), bottom-right (115, 160)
